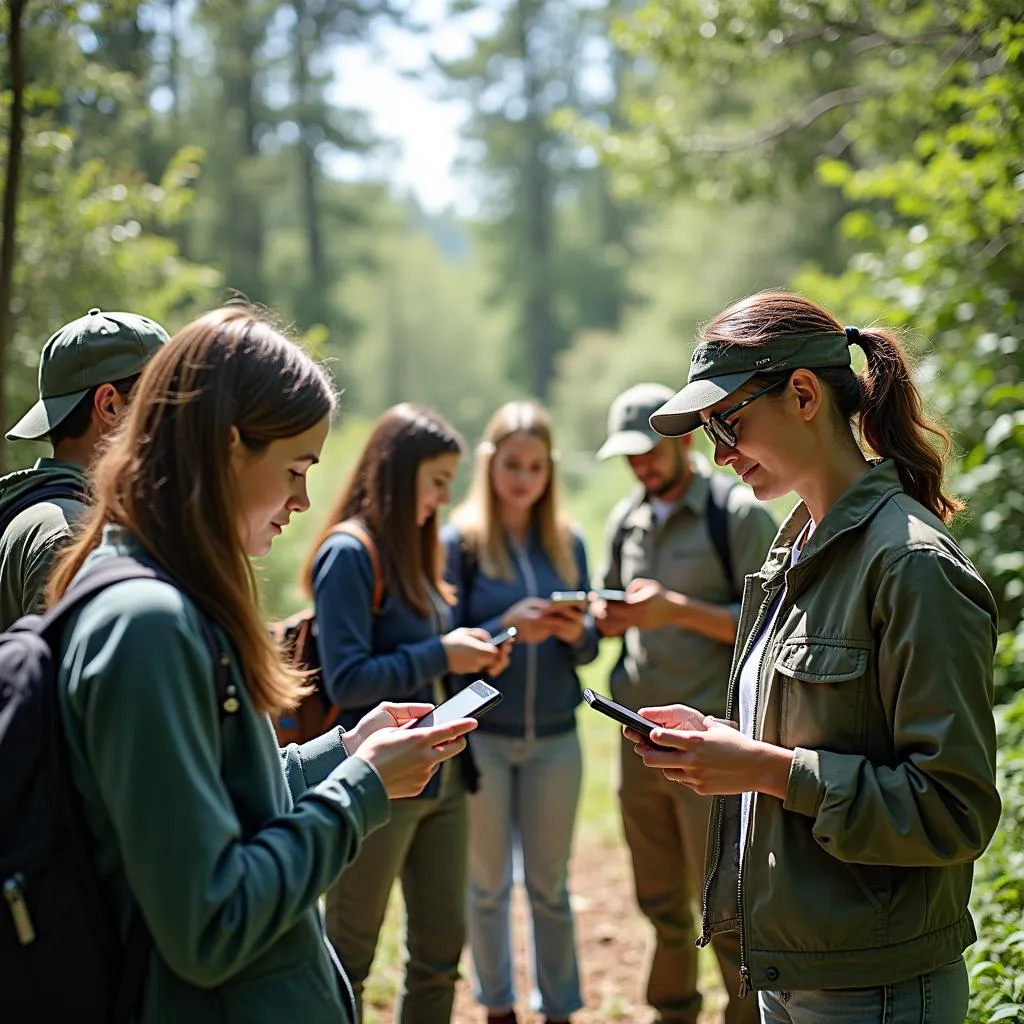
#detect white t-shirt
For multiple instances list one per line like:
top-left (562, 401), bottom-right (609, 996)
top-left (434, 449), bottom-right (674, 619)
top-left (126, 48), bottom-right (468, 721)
top-left (649, 496), bottom-right (676, 525)
top-left (738, 527), bottom-right (808, 857)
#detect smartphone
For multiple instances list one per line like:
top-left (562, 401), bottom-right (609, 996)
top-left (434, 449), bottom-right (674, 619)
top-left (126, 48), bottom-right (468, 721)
top-left (549, 590), bottom-right (587, 606)
top-left (582, 688), bottom-right (672, 750)
top-left (408, 680), bottom-right (503, 729)
top-left (594, 589), bottom-right (628, 603)
top-left (488, 625), bottom-right (518, 647)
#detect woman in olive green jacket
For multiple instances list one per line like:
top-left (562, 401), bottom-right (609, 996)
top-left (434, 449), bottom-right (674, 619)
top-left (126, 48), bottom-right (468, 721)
top-left (47, 307), bottom-right (478, 1024)
top-left (617, 292), bottom-right (1000, 1024)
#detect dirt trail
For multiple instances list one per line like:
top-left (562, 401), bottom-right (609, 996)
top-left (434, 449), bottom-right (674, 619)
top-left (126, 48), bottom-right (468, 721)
top-left (367, 835), bottom-right (724, 1024)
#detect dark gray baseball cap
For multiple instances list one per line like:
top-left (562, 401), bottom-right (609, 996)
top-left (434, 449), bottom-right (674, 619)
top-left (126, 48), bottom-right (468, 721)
top-left (597, 383), bottom-right (676, 460)
top-left (650, 331), bottom-right (853, 438)
top-left (7, 308), bottom-right (170, 441)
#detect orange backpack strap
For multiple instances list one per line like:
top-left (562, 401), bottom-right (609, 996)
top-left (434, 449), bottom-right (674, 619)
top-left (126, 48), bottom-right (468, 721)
top-left (332, 520), bottom-right (384, 615)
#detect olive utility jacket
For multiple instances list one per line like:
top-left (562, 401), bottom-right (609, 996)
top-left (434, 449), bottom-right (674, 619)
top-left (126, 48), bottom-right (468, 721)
top-left (701, 461), bottom-right (1001, 995)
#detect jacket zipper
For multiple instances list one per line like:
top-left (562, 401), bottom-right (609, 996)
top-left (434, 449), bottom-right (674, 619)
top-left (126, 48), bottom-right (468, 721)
top-left (698, 574), bottom-right (784, 999)
top-left (512, 538), bottom-right (539, 741)
top-left (3, 873), bottom-right (36, 945)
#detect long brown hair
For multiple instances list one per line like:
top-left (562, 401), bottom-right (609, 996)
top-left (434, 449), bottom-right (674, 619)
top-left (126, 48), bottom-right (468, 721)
top-left (702, 291), bottom-right (962, 523)
top-left (451, 400), bottom-right (579, 586)
top-left (303, 403), bottom-right (464, 617)
top-left (48, 306), bottom-right (337, 715)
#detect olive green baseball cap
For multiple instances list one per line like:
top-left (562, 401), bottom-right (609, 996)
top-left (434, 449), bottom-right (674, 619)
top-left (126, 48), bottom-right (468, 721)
top-left (650, 330), bottom-right (854, 438)
top-left (7, 308), bottom-right (170, 441)
top-left (597, 383), bottom-right (676, 460)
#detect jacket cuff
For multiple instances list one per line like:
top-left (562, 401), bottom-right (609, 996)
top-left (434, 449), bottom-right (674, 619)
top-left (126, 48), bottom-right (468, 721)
top-left (330, 756), bottom-right (391, 835)
top-left (783, 746), bottom-right (825, 818)
top-left (293, 726), bottom-right (348, 788)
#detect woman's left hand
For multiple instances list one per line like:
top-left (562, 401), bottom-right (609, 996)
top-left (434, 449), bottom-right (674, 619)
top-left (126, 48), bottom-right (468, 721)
top-left (632, 710), bottom-right (794, 799)
top-left (343, 701), bottom-right (434, 753)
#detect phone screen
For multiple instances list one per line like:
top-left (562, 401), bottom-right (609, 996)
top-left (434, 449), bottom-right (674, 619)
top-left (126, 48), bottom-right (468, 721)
top-left (488, 626), bottom-right (517, 647)
top-left (596, 589), bottom-right (628, 603)
top-left (549, 591), bottom-right (587, 606)
top-left (408, 680), bottom-right (502, 729)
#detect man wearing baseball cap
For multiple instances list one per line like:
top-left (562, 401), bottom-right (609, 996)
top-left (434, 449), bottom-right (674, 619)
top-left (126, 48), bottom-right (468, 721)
top-left (0, 308), bottom-right (169, 627)
top-left (591, 383), bottom-right (776, 1024)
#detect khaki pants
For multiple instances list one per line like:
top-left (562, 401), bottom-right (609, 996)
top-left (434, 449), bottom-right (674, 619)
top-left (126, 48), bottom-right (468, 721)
top-left (325, 763), bottom-right (467, 1024)
top-left (618, 739), bottom-right (757, 1024)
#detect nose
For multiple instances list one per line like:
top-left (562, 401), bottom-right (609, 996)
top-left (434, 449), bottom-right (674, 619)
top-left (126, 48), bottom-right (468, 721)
top-left (290, 477), bottom-right (311, 514)
top-left (440, 482), bottom-right (452, 505)
top-left (713, 441), bottom-right (736, 468)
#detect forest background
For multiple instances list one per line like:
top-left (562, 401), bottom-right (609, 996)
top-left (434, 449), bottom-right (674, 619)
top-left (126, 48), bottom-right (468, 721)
top-left (2, 2), bottom-right (1022, 1020)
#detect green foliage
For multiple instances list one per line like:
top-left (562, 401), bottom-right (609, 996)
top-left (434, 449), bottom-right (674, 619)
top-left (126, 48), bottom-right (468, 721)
top-left (967, 694), bottom-right (1024, 1023)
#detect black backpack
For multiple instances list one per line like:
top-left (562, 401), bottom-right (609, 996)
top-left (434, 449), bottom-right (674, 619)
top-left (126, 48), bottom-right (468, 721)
top-left (0, 556), bottom-right (232, 1023)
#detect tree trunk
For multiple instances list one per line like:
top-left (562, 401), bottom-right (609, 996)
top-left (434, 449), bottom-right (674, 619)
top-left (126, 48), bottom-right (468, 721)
top-left (516, 0), bottom-right (556, 400)
top-left (0, 0), bottom-right (27, 474)
top-left (293, 1), bottom-right (327, 325)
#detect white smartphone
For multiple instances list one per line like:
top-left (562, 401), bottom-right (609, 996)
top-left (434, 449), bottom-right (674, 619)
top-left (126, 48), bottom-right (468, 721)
top-left (408, 680), bottom-right (503, 729)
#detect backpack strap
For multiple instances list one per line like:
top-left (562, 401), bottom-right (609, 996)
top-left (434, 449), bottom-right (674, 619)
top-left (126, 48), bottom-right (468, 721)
top-left (0, 483), bottom-right (88, 539)
top-left (705, 473), bottom-right (739, 603)
top-left (332, 521), bottom-right (384, 615)
top-left (609, 488), bottom-right (646, 587)
top-left (44, 556), bottom-right (237, 715)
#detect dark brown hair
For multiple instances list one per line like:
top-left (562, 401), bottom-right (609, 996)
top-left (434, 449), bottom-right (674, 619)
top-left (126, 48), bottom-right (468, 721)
top-left (303, 403), bottom-right (464, 617)
top-left (702, 291), bottom-right (962, 523)
top-left (48, 305), bottom-right (337, 715)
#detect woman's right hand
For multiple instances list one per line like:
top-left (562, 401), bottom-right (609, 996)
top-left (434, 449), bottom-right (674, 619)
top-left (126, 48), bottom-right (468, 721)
top-left (351, 717), bottom-right (477, 799)
top-left (499, 597), bottom-right (556, 644)
top-left (442, 627), bottom-right (503, 674)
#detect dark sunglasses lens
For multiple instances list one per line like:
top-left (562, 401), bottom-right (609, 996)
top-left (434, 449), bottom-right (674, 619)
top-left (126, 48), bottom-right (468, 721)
top-left (711, 418), bottom-right (736, 448)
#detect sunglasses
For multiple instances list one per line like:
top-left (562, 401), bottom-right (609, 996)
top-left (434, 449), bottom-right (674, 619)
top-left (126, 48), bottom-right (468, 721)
top-left (701, 377), bottom-right (789, 449)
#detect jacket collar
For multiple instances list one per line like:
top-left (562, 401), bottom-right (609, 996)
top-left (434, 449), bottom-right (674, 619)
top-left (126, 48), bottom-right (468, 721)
top-left (760, 460), bottom-right (904, 587)
top-left (624, 454), bottom-right (712, 531)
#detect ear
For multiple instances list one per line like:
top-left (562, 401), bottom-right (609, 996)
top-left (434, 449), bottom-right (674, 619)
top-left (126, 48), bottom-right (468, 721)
top-left (227, 425), bottom-right (242, 455)
top-left (788, 370), bottom-right (824, 423)
top-left (92, 383), bottom-right (124, 431)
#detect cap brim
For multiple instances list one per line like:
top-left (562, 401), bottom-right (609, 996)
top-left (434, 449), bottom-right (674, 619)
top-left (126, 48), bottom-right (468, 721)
top-left (649, 371), bottom-right (755, 437)
top-left (597, 429), bottom-right (661, 461)
top-left (6, 390), bottom-right (89, 441)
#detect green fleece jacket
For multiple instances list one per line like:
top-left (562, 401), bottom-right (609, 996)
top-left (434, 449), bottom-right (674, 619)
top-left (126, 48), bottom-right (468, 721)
top-left (57, 527), bottom-right (391, 1023)
top-left (701, 461), bottom-right (1000, 994)
top-left (0, 457), bottom-right (88, 628)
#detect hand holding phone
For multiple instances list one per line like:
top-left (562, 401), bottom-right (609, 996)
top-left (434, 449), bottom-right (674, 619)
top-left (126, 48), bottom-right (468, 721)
top-left (582, 688), bottom-right (673, 750)
top-left (408, 680), bottom-right (503, 729)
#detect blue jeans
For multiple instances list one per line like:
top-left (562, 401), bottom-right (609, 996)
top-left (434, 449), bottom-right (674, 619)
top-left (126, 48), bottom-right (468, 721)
top-left (758, 958), bottom-right (969, 1024)
top-left (467, 730), bottom-right (584, 1019)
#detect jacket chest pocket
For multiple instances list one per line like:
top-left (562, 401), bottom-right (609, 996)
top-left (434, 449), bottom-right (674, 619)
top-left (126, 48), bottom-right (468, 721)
top-left (773, 637), bottom-right (871, 752)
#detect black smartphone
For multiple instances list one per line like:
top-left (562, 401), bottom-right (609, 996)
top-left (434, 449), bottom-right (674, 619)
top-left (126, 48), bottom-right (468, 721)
top-left (594, 589), bottom-right (628, 603)
top-left (549, 590), bottom-right (587, 606)
top-left (488, 625), bottom-right (518, 647)
top-left (408, 680), bottom-right (503, 729)
top-left (582, 688), bottom-right (672, 750)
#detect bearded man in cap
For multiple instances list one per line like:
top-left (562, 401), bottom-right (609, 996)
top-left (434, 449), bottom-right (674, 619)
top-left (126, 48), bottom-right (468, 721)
top-left (591, 383), bottom-right (776, 1024)
top-left (0, 308), bottom-right (169, 627)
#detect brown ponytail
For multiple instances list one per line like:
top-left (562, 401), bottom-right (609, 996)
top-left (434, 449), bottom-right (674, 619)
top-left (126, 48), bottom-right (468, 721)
top-left (702, 291), bottom-right (963, 523)
top-left (853, 328), bottom-right (962, 523)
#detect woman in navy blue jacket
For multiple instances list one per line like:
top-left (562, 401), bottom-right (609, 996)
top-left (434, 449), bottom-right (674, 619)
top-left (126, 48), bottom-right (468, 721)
top-left (304, 403), bottom-right (510, 1024)
top-left (443, 400), bottom-right (599, 1024)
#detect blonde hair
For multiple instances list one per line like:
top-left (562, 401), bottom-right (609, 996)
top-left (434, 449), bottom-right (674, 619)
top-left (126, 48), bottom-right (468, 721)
top-left (451, 400), bottom-right (579, 587)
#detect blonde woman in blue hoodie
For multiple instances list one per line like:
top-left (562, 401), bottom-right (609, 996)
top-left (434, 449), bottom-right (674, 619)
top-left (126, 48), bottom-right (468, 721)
top-left (444, 400), bottom-right (599, 1024)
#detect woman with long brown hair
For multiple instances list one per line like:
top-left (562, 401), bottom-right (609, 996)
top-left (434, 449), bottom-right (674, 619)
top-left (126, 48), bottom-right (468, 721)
top-left (621, 292), bottom-right (1000, 1024)
top-left (443, 400), bottom-right (598, 1024)
top-left (48, 308), bottom-right (477, 1024)
top-left (306, 403), bottom-right (510, 1024)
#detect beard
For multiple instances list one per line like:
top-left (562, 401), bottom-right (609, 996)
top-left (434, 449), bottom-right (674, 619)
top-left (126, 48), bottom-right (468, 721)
top-left (649, 447), bottom-right (686, 498)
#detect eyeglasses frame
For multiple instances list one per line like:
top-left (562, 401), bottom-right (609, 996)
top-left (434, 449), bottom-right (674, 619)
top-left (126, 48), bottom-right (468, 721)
top-left (701, 376), bottom-right (789, 448)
